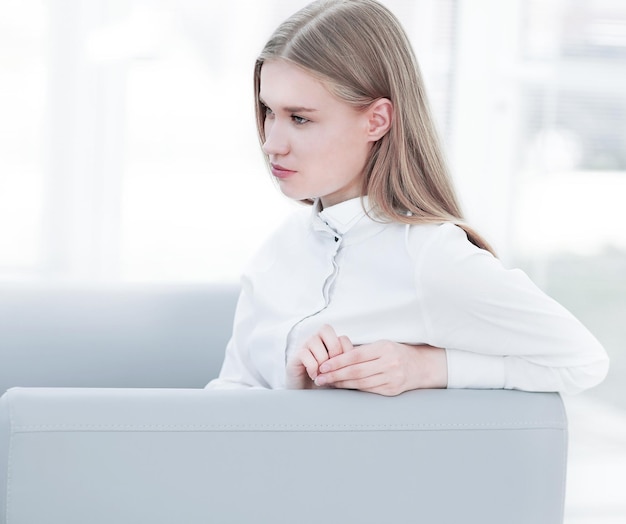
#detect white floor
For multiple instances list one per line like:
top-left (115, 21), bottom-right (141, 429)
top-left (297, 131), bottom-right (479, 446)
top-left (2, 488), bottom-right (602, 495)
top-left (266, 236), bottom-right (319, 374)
top-left (563, 395), bottom-right (626, 523)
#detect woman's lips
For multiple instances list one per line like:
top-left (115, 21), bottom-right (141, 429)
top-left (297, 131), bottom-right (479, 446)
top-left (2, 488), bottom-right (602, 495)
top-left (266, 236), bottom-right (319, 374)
top-left (270, 163), bottom-right (296, 179)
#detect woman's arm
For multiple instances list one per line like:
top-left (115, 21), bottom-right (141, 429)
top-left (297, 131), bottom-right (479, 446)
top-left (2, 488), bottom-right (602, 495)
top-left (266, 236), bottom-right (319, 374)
top-left (411, 223), bottom-right (609, 394)
top-left (289, 223), bottom-right (608, 396)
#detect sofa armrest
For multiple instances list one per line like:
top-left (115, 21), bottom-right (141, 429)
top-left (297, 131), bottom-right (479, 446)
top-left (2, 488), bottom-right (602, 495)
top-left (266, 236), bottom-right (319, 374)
top-left (0, 388), bottom-right (567, 524)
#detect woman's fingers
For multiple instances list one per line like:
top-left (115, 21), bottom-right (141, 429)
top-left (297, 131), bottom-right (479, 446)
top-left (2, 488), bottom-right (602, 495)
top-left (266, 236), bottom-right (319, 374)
top-left (330, 373), bottom-right (389, 393)
top-left (306, 334), bottom-right (332, 365)
top-left (286, 325), bottom-right (364, 390)
top-left (286, 326), bottom-right (353, 389)
top-left (315, 341), bottom-right (447, 395)
top-left (298, 349), bottom-right (322, 381)
top-left (315, 352), bottom-right (380, 386)
top-left (338, 335), bottom-right (354, 354)
top-left (316, 358), bottom-right (381, 386)
top-left (304, 325), bottom-right (351, 364)
top-left (318, 324), bottom-right (344, 358)
top-left (318, 341), bottom-right (380, 374)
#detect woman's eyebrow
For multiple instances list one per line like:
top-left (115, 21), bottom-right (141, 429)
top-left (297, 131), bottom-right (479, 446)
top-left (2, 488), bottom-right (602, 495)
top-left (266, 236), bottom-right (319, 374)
top-left (284, 106), bottom-right (318, 113)
top-left (259, 97), bottom-right (317, 113)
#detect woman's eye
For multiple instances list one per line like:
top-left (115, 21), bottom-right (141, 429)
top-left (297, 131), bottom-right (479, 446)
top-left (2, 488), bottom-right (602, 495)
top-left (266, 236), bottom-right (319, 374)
top-left (262, 104), bottom-right (274, 117)
top-left (292, 115), bottom-right (309, 125)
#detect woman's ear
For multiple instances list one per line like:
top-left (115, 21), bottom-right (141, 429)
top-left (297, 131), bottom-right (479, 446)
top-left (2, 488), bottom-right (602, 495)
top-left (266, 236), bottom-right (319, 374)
top-left (366, 98), bottom-right (393, 142)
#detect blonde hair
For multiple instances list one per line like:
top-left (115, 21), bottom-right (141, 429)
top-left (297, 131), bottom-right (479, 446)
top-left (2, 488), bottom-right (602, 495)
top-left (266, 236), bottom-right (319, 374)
top-left (254, 0), bottom-right (494, 254)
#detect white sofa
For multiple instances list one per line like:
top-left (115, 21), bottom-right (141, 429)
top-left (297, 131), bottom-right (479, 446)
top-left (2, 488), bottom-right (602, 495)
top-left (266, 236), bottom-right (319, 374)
top-left (0, 284), bottom-right (568, 523)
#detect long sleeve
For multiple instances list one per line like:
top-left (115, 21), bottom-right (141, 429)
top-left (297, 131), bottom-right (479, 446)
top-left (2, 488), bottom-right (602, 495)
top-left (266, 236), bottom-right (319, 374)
top-left (410, 223), bottom-right (609, 394)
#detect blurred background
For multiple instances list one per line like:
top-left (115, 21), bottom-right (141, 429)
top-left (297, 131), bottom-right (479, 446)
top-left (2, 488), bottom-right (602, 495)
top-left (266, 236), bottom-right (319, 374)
top-left (1, 0), bottom-right (625, 521)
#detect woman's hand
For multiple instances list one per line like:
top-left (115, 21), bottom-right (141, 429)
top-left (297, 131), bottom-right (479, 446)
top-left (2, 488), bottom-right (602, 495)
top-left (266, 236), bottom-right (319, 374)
top-left (314, 339), bottom-right (448, 396)
top-left (285, 324), bottom-right (353, 389)
top-left (286, 324), bottom-right (447, 395)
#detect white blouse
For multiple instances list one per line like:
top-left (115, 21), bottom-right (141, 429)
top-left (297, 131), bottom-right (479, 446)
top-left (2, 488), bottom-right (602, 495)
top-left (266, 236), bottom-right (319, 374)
top-left (207, 197), bottom-right (609, 394)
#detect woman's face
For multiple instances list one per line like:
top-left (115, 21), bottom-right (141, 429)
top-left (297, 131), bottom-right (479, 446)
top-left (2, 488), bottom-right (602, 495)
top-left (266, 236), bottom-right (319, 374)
top-left (259, 59), bottom-right (374, 208)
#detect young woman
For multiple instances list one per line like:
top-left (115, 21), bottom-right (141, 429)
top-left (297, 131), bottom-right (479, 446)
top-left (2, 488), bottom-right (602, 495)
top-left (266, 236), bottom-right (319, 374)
top-left (207, 0), bottom-right (609, 395)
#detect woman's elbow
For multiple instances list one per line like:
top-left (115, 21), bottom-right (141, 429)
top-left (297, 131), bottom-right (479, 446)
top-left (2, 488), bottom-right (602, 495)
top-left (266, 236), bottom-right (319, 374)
top-left (560, 356), bottom-right (610, 395)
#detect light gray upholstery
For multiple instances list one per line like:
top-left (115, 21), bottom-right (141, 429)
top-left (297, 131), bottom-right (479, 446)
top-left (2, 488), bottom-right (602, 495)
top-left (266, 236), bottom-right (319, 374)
top-left (0, 284), bottom-right (237, 392)
top-left (0, 284), bottom-right (568, 524)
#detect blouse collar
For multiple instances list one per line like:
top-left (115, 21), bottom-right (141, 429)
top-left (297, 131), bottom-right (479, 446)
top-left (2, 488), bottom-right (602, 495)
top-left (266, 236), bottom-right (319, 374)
top-left (315, 196), bottom-right (371, 236)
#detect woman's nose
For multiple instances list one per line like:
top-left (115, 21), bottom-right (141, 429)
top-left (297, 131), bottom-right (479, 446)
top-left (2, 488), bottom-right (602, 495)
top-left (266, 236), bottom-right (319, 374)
top-left (262, 120), bottom-right (289, 156)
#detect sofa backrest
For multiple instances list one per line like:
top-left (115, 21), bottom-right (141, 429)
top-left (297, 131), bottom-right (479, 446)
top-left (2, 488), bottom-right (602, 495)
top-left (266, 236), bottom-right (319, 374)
top-left (0, 284), bottom-right (239, 393)
top-left (0, 387), bottom-right (568, 524)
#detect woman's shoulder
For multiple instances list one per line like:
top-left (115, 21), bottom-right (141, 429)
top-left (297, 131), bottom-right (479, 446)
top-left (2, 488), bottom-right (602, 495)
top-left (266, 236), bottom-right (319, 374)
top-left (405, 221), bottom-right (495, 271)
top-left (405, 221), bottom-right (475, 253)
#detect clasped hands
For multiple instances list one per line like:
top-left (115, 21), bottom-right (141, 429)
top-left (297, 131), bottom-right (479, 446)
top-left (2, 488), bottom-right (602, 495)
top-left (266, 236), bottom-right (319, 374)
top-left (286, 324), bottom-right (447, 396)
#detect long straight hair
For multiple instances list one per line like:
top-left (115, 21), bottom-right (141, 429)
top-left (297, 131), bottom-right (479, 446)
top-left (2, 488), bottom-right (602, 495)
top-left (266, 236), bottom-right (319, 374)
top-left (254, 0), bottom-right (494, 254)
